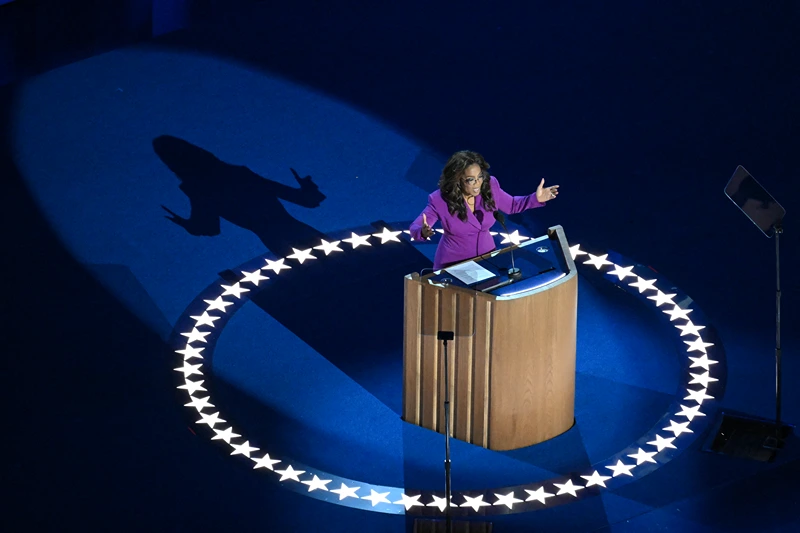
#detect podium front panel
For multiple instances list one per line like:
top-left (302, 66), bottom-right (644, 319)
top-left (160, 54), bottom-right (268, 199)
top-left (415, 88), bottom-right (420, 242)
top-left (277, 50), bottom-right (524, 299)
top-left (487, 275), bottom-right (577, 450)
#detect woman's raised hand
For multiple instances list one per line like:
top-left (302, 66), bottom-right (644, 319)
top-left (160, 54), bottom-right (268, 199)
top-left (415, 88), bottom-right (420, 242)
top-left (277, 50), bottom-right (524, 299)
top-left (421, 213), bottom-right (434, 239)
top-left (535, 178), bottom-right (560, 203)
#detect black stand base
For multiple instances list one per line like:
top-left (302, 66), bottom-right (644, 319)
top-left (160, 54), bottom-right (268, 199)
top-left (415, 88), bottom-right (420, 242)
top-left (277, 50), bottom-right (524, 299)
top-left (413, 519), bottom-right (493, 533)
top-left (703, 411), bottom-right (794, 462)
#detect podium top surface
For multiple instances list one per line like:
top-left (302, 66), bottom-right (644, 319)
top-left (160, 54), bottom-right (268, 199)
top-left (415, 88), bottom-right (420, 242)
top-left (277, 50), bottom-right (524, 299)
top-left (419, 227), bottom-right (575, 300)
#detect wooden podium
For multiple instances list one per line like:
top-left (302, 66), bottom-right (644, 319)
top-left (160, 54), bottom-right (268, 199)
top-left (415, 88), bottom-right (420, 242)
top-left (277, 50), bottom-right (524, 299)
top-left (402, 225), bottom-right (577, 451)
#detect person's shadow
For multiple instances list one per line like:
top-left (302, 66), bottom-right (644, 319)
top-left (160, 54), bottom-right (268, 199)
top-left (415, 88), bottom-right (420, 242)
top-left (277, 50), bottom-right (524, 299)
top-left (154, 135), bottom-right (431, 416)
top-left (155, 135), bottom-right (328, 258)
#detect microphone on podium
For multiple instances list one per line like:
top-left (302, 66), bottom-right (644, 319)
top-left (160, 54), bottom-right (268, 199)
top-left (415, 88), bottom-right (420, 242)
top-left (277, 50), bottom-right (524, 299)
top-left (493, 211), bottom-right (522, 280)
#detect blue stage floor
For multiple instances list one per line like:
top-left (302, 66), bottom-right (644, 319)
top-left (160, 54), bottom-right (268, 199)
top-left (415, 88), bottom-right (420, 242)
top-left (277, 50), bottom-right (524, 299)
top-left (4, 3), bottom-right (799, 532)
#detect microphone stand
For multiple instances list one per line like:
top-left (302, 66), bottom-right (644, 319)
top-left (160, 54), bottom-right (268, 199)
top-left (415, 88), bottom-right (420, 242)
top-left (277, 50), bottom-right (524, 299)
top-left (493, 211), bottom-right (522, 280)
top-left (437, 330), bottom-right (455, 533)
top-left (414, 334), bottom-right (491, 531)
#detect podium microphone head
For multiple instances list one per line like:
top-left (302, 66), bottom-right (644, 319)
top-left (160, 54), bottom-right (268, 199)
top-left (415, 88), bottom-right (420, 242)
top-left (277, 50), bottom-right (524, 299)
top-left (493, 210), bottom-right (506, 225)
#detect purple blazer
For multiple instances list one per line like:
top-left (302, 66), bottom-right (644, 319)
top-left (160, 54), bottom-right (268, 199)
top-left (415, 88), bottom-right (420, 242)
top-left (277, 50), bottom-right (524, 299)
top-left (410, 176), bottom-right (545, 270)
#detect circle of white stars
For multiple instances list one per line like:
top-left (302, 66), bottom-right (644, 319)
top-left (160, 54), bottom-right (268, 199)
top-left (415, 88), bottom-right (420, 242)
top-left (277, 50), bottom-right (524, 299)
top-left (170, 228), bottom-right (721, 515)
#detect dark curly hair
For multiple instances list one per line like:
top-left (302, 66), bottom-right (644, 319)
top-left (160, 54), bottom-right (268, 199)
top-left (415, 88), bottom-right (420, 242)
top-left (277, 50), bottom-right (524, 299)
top-left (438, 150), bottom-right (496, 222)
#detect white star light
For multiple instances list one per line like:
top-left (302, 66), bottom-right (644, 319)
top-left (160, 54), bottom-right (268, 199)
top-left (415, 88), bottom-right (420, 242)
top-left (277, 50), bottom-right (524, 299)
top-left (181, 328), bottom-right (210, 344)
top-left (275, 465), bottom-right (305, 481)
top-left (675, 404), bottom-right (706, 421)
top-left (287, 247), bottom-right (316, 264)
top-left (663, 420), bottom-right (693, 437)
top-left (174, 362), bottom-right (203, 378)
top-left (361, 489), bottom-right (391, 506)
top-left (314, 239), bottom-right (343, 255)
top-left (461, 494), bottom-right (491, 511)
top-left (675, 321), bottom-right (706, 337)
top-left (581, 471), bottom-right (612, 488)
top-left (584, 253), bottom-right (612, 269)
top-left (184, 396), bottom-right (214, 411)
top-left (569, 244), bottom-right (587, 260)
top-left (372, 228), bottom-right (402, 244)
top-left (606, 460), bottom-right (635, 477)
top-left (330, 483), bottom-right (360, 500)
top-left (689, 371), bottom-right (718, 387)
top-left (177, 379), bottom-right (206, 394)
top-left (221, 282), bottom-right (250, 299)
top-left (302, 475), bottom-right (332, 492)
top-left (230, 440), bottom-right (259, 457)
top-left (647, 434), bottom-right (677, 451)
top-left (393, 493), bottom-right (424, 510)
top-left (211, 427), bottom-right (241, 444)
top-left (607, 265), bottom-right (636, 280)
top-left (493, 491), bottom-right (523, 509)
top-left (263, 258), bottom-right (291, 274)
top-left (553, 479), bottom-right (585, 496)
top-left (684, 388), bottom-right (714, 404)
top-left (342, 232), bottom-right (372, 248)
top-left (689, 353), bottom-right (719, 370)
top-left (190, 312), bottom-right (220, 327)
top-left (427, 495), bottom-right (450, 512)
top-left (499, 230), bottom-right (526, 245)
top-left (628, 276), bottom-right (657, 293)
top-left (176, 345), bottom-right (204, 360)
top-left (252, 453), bottom-right (280, 470)
top-left (664, 305), bottom-right (693, 321)
top-left (525, 486), bottom-right (555, 504)
top-left (240, 269), bottom-right (269, 286)
top-left (628, 448), bottom-right (658, 465)
top-left (648, 291), bottom-right (677, 307)
top-left (197, 411), bottom-right (225, 428)
top-left (204, 296), bottom-right (234, 312)
top-left (684, 338), bottom-right (714, 353)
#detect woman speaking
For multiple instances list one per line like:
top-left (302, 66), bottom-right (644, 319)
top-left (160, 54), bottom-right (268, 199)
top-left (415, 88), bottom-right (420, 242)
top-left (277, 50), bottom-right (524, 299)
top-left (409, 150), bottom-right (559, 270)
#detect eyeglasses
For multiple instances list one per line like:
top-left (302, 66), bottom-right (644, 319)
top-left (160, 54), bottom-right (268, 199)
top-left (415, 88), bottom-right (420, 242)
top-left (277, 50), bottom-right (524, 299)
top-left (463, 175), bottom-right (485, 186)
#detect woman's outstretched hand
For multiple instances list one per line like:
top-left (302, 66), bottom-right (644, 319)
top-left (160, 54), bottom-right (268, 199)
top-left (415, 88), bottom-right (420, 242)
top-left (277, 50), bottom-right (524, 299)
top-left (420, 213), bottom-right (434, 239)
top-left (536, 178), bottom-right (560, 203)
